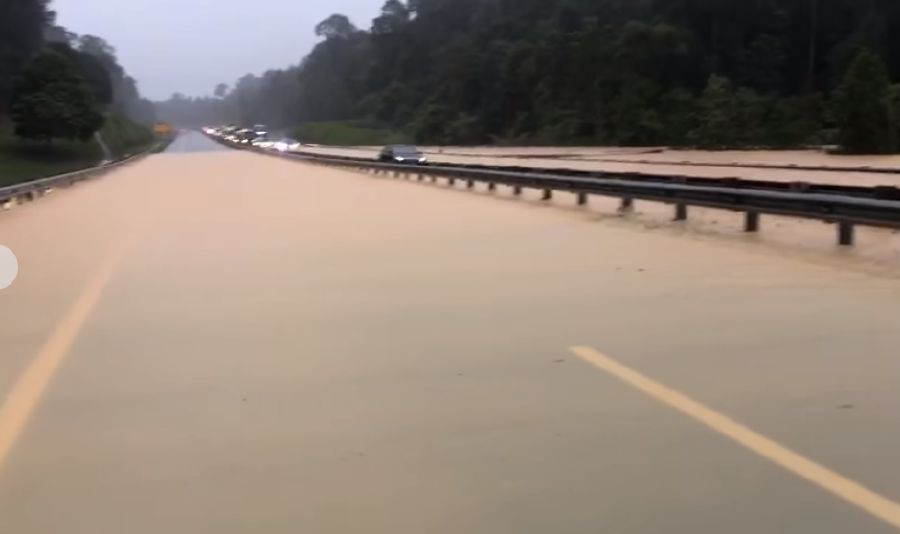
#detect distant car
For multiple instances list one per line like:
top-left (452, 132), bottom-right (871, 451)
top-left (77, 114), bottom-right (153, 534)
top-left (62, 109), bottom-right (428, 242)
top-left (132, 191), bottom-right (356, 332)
top-left (251, 137), bottom-right (276, 149)
top-left (273, 138), bottom-right (301, 152)
top-left (236, 129), bottom-right (257, 144)
top-left (378, 145), bottom-right (427, 164)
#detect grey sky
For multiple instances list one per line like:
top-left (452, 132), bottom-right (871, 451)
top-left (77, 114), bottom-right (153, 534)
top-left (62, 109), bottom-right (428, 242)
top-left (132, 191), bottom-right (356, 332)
top-left (52, 0), bottom-right (381, 101)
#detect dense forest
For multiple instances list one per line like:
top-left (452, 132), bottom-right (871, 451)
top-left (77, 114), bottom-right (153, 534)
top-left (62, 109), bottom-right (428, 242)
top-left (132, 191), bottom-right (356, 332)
top-left (158, 0), bottom-right (900, 152)
top-left (1, 0), bottom-right (155, 142)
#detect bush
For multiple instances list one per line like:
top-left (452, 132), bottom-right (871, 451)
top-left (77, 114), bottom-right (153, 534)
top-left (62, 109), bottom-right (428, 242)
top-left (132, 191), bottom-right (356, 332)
top-left (833, 48), bottom-right (896, 154)
top-left (100, 113), bottom-right (154, 158)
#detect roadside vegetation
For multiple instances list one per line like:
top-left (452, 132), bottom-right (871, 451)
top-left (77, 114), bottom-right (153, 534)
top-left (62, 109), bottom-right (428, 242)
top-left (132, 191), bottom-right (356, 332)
top-left (159, 0), bottom-right (900, 155)
top-left (0, 0), bottom-right (157, 187)
top-left (0, 120), bottom-right (100, 187)
top-left (290, 120), bottom-right (411, 146)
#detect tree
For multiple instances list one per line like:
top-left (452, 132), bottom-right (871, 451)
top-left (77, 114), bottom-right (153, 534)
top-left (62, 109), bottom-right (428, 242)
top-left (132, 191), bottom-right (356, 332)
top-left (76, 35), bottom-right (116, 60)
top-left (214, 83), bottom-right (229, 98)
top-left (372, 0), bottom-right (410, 34)
top-left (10, 50), bottom-right (104, 142)
top-left (315, 14), bottom-right (357, 40)
top-left (49, 42), bottom-right (114, 106)
top-left (660, 88), bottom-right (698, 144)
top-left (691, 75), bottom-right (740, 148)
top-left (445, 113), bottom-right (487, 144)
top-left (0, 0), bottom-right (52, 114)
top-left (73, 34), bottom-right (149, 123)
top-left (833, 48), bottom-right (895, 154)
top-left (157, 0), bottom-right (900, 148)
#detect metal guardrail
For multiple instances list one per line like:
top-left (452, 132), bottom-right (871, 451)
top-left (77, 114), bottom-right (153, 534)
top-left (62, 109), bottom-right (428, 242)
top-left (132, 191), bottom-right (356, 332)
top-left (541, 156), bottom-right (900, 176)
top-left (295, 151), bottom-right (900, 200)
top-left (0, 141), bottom-right (166, 206)
top-left (211, 135), bottom-right (900, 246)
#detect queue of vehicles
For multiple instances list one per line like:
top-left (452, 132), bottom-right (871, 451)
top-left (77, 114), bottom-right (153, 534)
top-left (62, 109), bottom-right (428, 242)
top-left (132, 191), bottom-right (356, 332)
top-left (203, 124), bottom-right (428, 165)
top-left (203, 124), bottom-right (302, 153)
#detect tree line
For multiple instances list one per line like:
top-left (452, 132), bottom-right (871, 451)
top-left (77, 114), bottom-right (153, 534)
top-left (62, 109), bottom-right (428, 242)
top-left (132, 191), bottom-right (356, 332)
top-left (160, 0), bottom-right (900, 153)
top-left (1, 0), bottom-right (155, 144)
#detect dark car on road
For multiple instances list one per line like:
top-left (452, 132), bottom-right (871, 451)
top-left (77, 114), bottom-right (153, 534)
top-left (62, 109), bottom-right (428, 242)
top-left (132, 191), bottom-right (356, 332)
top-left (378, 145), bottom-right (428, 165)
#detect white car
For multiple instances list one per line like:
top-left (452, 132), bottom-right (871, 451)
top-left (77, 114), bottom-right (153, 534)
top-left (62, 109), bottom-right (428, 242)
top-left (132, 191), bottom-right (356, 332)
top-left (252, 138), bottom-right (276, 149)
top-left (273, 139), bottom-right (301, 152)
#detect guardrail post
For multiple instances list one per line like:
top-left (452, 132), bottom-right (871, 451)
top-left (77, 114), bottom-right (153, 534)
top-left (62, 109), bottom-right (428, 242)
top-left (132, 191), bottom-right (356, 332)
top-left (744, 211), bottom-right (760, 232)
top-left (467, 179), bottom-right (474, 189)
top-left (542, 189), bottom-right (553, 201)
top-left (838, 221), bottom-right (855, 246)
top-left (576, 192), bottom-right (588, 206)
top-left (513, 185), bottom-right (523, 196)
top-left (417, 173), bottom-right (424, 181)
top-left (430, 175), bottom-right (437, 183)
top-left (619, 197), bottom-right (634, 212)
top-left (488, 182), bottom-right (496, 192)
top-left (674, 203), bottom-right (688, 221)
top-left (448, 177), bottom-right (456, 186)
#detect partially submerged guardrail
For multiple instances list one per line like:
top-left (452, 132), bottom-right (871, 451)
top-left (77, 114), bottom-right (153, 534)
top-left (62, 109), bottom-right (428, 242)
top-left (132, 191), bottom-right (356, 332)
top-left (0, 140), bottom-right (167, 207)
top-left (211, 134), bottom-right (900, 246)
top-left (296, 151), bottom-right (900, 200)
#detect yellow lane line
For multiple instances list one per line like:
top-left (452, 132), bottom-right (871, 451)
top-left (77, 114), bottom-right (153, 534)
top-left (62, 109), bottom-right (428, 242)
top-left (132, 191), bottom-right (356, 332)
top-left (570, 345), bottom-right (900, 531)
top-left (0, 243), bottom-right (127, 472)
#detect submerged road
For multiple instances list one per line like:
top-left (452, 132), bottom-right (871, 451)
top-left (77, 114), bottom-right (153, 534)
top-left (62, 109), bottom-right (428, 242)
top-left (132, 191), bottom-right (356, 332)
top-left (1, 131), bottom-right (900, 533)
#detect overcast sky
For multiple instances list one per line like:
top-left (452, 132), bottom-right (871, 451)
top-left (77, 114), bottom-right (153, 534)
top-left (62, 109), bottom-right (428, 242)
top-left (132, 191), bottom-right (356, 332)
top-left (52, 0), bottom-right (381, 101)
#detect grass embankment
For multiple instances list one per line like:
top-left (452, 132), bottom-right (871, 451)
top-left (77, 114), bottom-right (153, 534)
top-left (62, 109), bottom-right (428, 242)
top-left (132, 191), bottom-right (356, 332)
top-left (100, 113), bottom-right (157, 158)
top-left (0, 114), bottom-right (156, 188)
top-left (290, 120), bottom-right (411, 146)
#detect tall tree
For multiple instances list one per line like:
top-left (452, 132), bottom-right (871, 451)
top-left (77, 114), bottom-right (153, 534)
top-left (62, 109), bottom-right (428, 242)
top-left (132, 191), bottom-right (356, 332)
top-left (10, 50), bottom-right (104, 142)
top-left (49, 42), bottom-right (114, 106)
top-left (833, 48), bottom-right (895, 154)
top-left (159, 0), bottom-right (900, 150)
top-left (692, 75), bottom-right (740, 147)
top-left (315, 14), bottom-right (357, 40)
top-left (0, 0), bottom-right (51, 114)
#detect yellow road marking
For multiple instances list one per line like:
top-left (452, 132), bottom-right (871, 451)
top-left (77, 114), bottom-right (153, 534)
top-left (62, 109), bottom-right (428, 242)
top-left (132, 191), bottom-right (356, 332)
top-left (570, 345), bottom-right (900, 531)
top-left (0, 243), bottom-right (126, 472)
